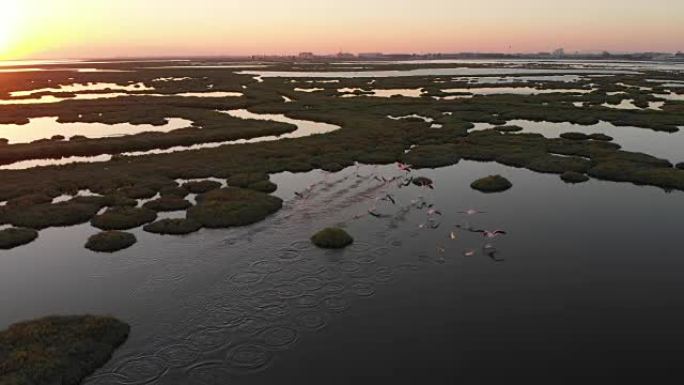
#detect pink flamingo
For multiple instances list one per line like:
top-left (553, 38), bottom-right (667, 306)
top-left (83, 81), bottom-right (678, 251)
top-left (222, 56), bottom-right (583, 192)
top-left (397, 162), bottom-right (413, 172)
top-left (458, 209), bottom-right (487, 216)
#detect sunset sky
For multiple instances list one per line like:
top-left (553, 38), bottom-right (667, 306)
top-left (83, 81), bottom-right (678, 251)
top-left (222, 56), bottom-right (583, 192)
top-left (1, 0), bottom-right (683, 60)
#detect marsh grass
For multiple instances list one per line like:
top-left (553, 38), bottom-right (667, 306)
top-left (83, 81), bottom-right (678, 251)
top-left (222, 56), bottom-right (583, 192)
top-left (311, 227), bottom-right (354, 249)
top-left (91, 207), bottom-right (157, 230)
top-left (143, 218), bottom-right (202, 235)
top-left (85, 231), bottom-right (137, 253)
top-left (0, 315), bottom-right (129, 385)
top-left (187, 187), bottom-right (282, 228)
top-left (471, 175), bottom-right (513, 193)
top-left (0, 227), bottom-right (38, 249)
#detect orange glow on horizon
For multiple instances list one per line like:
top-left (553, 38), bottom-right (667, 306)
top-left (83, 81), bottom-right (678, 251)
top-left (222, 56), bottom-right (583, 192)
top-left (1, 0), bottom-right (683, 61)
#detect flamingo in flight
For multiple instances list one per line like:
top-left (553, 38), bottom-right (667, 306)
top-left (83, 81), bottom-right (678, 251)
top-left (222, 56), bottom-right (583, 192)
top-left (397, 162), bottom-right (413, 172)
top-left (381, 194), bottom-right (397, 205)
top-left (457, 209), bottom-right (487, 216)
top-left (427, 208), bottom-right (442, 216)
top-left (478, 230), bottom-right (507, 239)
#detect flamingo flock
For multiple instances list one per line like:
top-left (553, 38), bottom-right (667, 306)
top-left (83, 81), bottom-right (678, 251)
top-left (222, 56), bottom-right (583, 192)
top-left (291, 161), bottom-right (509, 262)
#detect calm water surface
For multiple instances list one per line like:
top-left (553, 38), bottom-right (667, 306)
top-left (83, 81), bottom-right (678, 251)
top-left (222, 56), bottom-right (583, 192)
top-left (1, 161), bottom-right (683, 383)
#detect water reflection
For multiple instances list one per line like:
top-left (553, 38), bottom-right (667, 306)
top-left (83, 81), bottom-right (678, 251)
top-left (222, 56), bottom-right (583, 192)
top-left (340, 88), bottom-right (424, 98)
top-left (0, 118), bottom-right (193, 144)
top-left (441, 86), bottom-right (594, 95)
top-left (240, 68), bottom-right (638, 79)
top-left (473, 119), bottom-right (684, 163)
top-left (0, 110), bottom-right (340, 170)
top-left (9, 82), bottom-right (154, 98)
top-left (0, 91), bottom-right (244, 105)
top-left (1, 162), bottom-right (683, 383)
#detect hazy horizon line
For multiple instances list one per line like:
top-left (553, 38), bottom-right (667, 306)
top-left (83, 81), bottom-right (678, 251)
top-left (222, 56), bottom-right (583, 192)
top-left (3, 50), bottom-right (683, 64)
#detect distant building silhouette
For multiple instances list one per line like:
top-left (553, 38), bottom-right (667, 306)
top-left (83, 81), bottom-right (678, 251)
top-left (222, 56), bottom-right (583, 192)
top-left (552, 48), bottom-right (565, 58)
top-left (298, 52), bottom-right (315, 59)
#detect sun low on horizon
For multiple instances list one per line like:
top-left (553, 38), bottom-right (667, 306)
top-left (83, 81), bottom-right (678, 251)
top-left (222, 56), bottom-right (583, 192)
top-left (1, 0), bottom-right (683, 61)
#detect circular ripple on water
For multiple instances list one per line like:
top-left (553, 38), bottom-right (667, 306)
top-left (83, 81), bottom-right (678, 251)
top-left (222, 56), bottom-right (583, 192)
top-left (349, 242), bottom-right (372, 253)
top-left (156, 343), bottom-right (201, 368)
top-left (322, 295), bottom-right (349, 312)
top-left (114, 355), bottom-right (168, 385)
top-left (186, 361), bottom-right (232, 385)
top-left (371, 247), bottom-right (391, 257)
top-left (374, 266), bottom-right (395, 283)
top-left (275, 283), bottom-right (304, 299)
top-left (340, 261), bottom-right (362, 273)
top-left (257, 303), bottom-right (290, 321)
top-left (291, 293), bottom-right (321, 308)
top-left (276, 248), bottom-right (302, 261)
top-left (319, 267), bottom-right (343, 280)
top-left (186, 327), bottom-right (231, 352)
top-left (351, 281), bottom-right (377, 297)
top-left (259, 326), bottom-right (299, 350)
top-left (226, 343), bottom-right (274, 371)
top-left (297, 276), bottom-right (324, 291)
top-left (354, 254), bottom-right (377, 264)
top-left (395, 263), bottom-right (421, 272)
top-left (85, 373), bottom-right (129, 385)
top-left (348, 265), bottom-right (376, 279)
top-left (250, 289), bottom-right (282, 306)
top-left (250, 260), bottom-right (283, 274)
top-left (294, 311), bottom-right (328, 331)
top-left (292, 260), bottom-right (326, 275)
top-left (322, 281), bottom-right (346, 294)
top-left (229, 272), bottom-right (264, 287)
top-left (290, 240), bottom-right (314, 251)
top-left (200, 305), bottom-right (246, 328)
top-left (387, 238), bottom-right (403, 247)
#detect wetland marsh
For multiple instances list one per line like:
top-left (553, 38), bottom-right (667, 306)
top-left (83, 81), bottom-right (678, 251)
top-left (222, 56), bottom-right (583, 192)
top-left (1, 58), bottom-right (684, 384)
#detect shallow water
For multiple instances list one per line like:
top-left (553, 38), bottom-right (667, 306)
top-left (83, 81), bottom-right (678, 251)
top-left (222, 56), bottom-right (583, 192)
top-left (473, 120), bottom-right (684, 163)
top-left (0, 117), bottom-right (193, 144)
top-left (340, 88), bottom-right (424, 98)
top-left (0, 110), bottom-right (340, 170)
top-left (9, 82), bottom-right (154, 98)
top-left (449, 75), bottom-right (584, 84)
top-left (1, 161), bottom-right (683, 383)
top-left (240, 68), bottom-right (638, 79)
top-left (441, 86), bottom-right (593, 95)
top-left (0, 90), bottom-right (244, 105)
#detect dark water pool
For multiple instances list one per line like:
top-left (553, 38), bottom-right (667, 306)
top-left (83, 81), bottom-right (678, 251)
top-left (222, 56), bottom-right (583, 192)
top-left (1, 161), bottom-right (684, 384)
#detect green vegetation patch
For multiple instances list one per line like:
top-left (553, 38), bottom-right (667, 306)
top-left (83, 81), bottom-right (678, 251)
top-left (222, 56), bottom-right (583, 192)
top-left (561, 171), bottom-right (590, 184)
top-left (187, 187), bottom-right (283, 228)
top-left (226, 173), bottom-right (270, 188)
top-left (560, 132), bottom-right (590, 141)
top-left (182, 180), bottom-right (222, 194)
top-left (403, 144), bottom-right (460, 168)
top-left (493, 125), bottom-right (524, 132)
top-left (589, 133), bottom-right (613, 141)
top-left (4, 202), bottom-right (101, 230)
top-left (142, 197), bottom-right (192, 212)
top-left (247, 180), bottom-right (278, 193)
top-left (471, 175), bottom-right (513, 193)
top-left (0, 227), bottom-right (39, 250)
top-left (85, 231), bottom-right (137, 253)
top-left (159, 186), bottom-right (189, 198)
top-left (143, 218), bottom-right (202, 235)
top-left (311, 227), bottom-right (354, 249)
top-left (0, 315), bottom-right (130, 385)
top-left (91, 207), bottom-right (157, 230)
